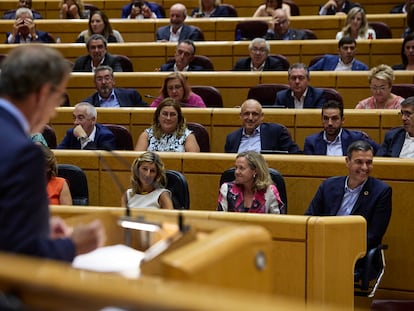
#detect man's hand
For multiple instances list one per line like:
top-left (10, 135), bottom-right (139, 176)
top-left (73, 124), bottom-right (87, 139)
top-left (71, 220), bottom-right (106, 255)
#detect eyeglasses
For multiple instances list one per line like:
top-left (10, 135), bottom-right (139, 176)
top-left (95, 76), bottom-right (112, 83)
top-left (399, 110), bottom-right (414, 118)
top-left (250, 48), bottom-right (267, 54)
top-left (160, 111), bottom-right (178, 118)
top-left (167, 85), bottom-right (183, 91)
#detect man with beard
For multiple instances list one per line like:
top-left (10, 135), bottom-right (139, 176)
top-left (224, 99), bottom-right (302, 153)
top-left (303, 100), bottom-right (379, 155)
top-left (376, 97), bottom-right (414, 157)
top-left (309, 37), bottom-right (368, 71)
top-left (83, 66), bottom-right (147, 107)
top-left (232, 38), bottom-right (285, 71)
top-left (72, 34), bottom-right (123, 72)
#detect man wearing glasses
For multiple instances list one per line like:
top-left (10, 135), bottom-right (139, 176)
top-left (274, 63), bottom-right (325, 108)
top-left (377, 97), bottom-right (414, 157)
top-left (232, 38), bottom-right (285, 71)
top-left (264, 9), bottom-right (308, 40)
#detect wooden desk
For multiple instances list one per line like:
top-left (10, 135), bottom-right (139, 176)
top-left (52, 151), bottom-right (414, 302)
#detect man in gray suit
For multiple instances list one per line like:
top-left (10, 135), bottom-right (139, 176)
top-left (264, 9), bottom-right (308, 40)
top-left (156, 3), bottom-right (204, 42)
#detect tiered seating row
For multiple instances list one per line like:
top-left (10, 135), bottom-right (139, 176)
top-left (0, 0), bottom-right (404, 18)
top-left (57, 70), bottom-right (412, 111)
top-left (51, 107), bottom-right (402, 153)
top-left (52, 151), bottom-right (414, 300)
top-left (0, 14), bottom-right (407, 42)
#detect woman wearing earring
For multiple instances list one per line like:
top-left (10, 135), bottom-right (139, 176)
top-left (217, 151), bottom-right (284, 214)
top-left (123, 151), bottom-right (173, 209)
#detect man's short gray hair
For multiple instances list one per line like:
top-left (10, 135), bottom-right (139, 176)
top-left (16, 7), bottom-right (33, 19)
top-left (249, 38), bottom-right (270, 53)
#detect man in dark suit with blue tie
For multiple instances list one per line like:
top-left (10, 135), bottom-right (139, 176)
top-left (0, 45), bottom-right (105, 261)
top-left (83, 66), bottom-right (147, 107)
top-left (305, 140), bottom-right (392, 251)
top-left (156, 3), bottom-right (204, 42)
top-left (57, 102), bottom-right (116, 150)
top-left (304, 100), bottom-right (380, 155)
top-left (224, 99), bottom-right (302, 153)
top-left (376, 97), bottom-right (414, 158)
top-left (274, 63), bottom-right (325, 108)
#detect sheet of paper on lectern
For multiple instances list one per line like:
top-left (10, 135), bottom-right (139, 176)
top-left (72, 244), bottom-right (145, 278)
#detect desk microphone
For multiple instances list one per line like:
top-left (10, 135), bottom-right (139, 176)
top-left (144, 94), bottom-right (157, 99)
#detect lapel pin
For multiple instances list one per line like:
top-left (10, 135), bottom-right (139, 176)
top-left (364, 191), bottom-right (369, 196)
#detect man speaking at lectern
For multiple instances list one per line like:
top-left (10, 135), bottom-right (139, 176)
top-left (0, 45), bottom-right (105, 261)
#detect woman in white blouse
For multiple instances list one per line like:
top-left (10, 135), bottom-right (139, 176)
top-left (336, 7), bottom-right (376, 40)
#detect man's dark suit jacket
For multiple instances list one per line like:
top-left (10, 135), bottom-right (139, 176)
top-left (232, 57), bottom-right (285, 71)
top-left (72, 53), bottom-right (123, 72)
top-left (224, 122), bottom-right (302, 153)
top-left (304, 128), bottom-right (380, 155)
top-left (264, 28), bottom-right (308, 40)
top-left (159, 62), bottom-right (206, 71)
top-left (305, 176), bottom-right (392, 250)
top-left (376, 127), bottom-right (407, 157)
top-left (390, 3), bottom-right (405, 13)
top-left (5, 30), bottom-right (52, 43)
top-left (57, 123), bottom-right (116, 150)
top-left (2, 9), bottom-right (42, 19)
top-left (121, 2), bottom-right (164, 18)
top-left (0, 105), bottom-right (76, 261)
top-left (156, 24), bottom-right (204, 41)
top-left (83, 88), bottom-right (147, 107)
top-left (309, 54), bottom-right (369, 71)
top-left (190, 5), bottom-right (233, 17)
top-left (319, 0), bottom-right (359, 15)
top-left (275, 86), bottom-right (325, 108)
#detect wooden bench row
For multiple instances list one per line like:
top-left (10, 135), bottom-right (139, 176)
top-left (51, 107), bottom-right (402, 153)
top-left (0, 0), bottom-right (404, 18)
top-left (52, 151), bottom-right (414, 300)
top-left (0, 14), bottom-right (407, 42)
top-left (55, 70), bottom-right (412, 111)
top-left (0, 39), bottom-right (404, 71)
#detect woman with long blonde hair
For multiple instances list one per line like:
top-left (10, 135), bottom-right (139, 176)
top-left (336, 7), bottom-right (376, 40)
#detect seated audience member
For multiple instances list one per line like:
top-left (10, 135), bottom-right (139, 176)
top-left (156, 3), bottom-right (204, 42)
top-left (2, 0), bottom-right (42, 19)
top-left (274, 63), bottom-right (325, 108)
top-left (72, 34), bottom-right (123, 72)
top-left (306, 140), bottom-right (392, 252)
top-left (253, 0), bottom-right (291, 17)
top-left (76, 11), bottom-right (124, 43)
top-left (318, 0), bottom-right (360, 15)
top-left (6, 8), bottom-right (52, 43)
top-left (191, 0), bottom-right (234, 17)
top-left (121, 0), bottom-right (164, 18)
top-left (57, 102), bottom-right (116, 150)
top-left (122, 151), bottom-right (173, 209)
top-left (0, 44), bottom-right (105, 261)
top-left (83, 66), bottom-right (147, 107)
top-left (264, 9), bottom-right (308, 40)
top-left (390, 0), bottom-right (414, 13)
top-left (356, 64), bottom-right (404, 109)
top-left (217, 151), bottom-right (284, 214)
top-left (402, 3), bottom-right (414, 38)
top-left (393, 32), bottom-right (414, 70)
top-left (224, 99), bottom-right (302, 153)
top-left (304, 100), bottom-right (380, 155)
top-left (125, 1), bottom-right (157, 19)
top-left (309, 37), bottom-right (368, 71)
top-left (376, 97), bottom-right (414, 158)
top-left (59, 0), bottom-right (85, 19)
top-left (232, 38), bottom-right (285, 71)
top-left (159, 40), bottom-right (208, 71)
top-left (42, 146), bottom-right (73, 205)
top-left (135, 98), bottom-right (200, 152)
top-left (31, 132), bottom-right (48, 146)
top-left (336, 7), bottom-right (376, 40)
top-left (150, 72), bottom-right (206, 108)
